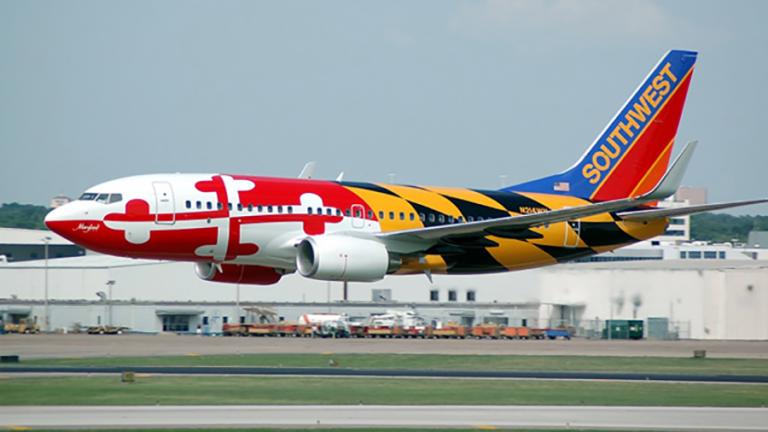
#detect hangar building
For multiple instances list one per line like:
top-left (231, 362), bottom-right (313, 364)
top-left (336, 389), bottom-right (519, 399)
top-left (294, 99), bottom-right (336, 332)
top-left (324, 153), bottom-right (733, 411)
top-left (0, 227), bottom-right (766, 340)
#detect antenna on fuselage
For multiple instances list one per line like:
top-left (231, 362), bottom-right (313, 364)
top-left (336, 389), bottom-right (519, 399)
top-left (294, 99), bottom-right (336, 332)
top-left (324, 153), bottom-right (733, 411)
top-left (298, 161), bottom-right (317, 179)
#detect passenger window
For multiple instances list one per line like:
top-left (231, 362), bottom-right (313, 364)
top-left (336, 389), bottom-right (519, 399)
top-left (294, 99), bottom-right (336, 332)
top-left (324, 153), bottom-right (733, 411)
top-left (367, 210), bottom-right (374, 219)
top-left (247, 204), bottom-right (253, 212)
top-left (345, 209), bottom-right (351, 217)
top-left (196, 201), bottom-right (202, 210)
top-left (277, 205), bottom-right (283, 214)
top-left (389, 211), bottom-right (394, 220)
top-left (317, 207), bottom-right (323, 215)
top-left (428, 214), bottom-right (435, 223)
top-left (308, 207), bottom-right (313, 215)
top-left (217, 202), bottom-right (223, 210)
top-left (419, 213), bottom-right (425, 222)
top-left (378, 211), bottom-right (384, 220)
top-left (409, 213), bottom-right (414, 221)
top-left (448, 216), bottom-right (454, 223)
top-left (267, 205), bottom-right (273, 213)
top-left (467, 216), bottom-right (474, 222)
top-left (227, 203), bottom-right (233, 211)
top-left (237, 203), bottom-right (243, 211)
top-left (287, 206), bottom-right (293, 214)
top-left (336, 209), bottom-right (342, 216)
top-left (258, 205), bottom-right (263, 212)
top-left (398, 212), bottom-right (403, 220)
top-left (207, 202), bottom-right (212, 210)
top-left (109, 194), bottom-right (123, 204)
top-left (327, 208), bottom-right (333, 216)
top-left (185, 200), bottom-right (191, 209)
top-left (438, 215), bottom-right (445, 223)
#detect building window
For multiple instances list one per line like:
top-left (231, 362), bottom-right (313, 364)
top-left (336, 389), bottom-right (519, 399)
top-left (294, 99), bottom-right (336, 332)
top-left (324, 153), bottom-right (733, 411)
top-left (466, 290), bottom-right (476, 302)
top-left (448, 290), bottom-right (457, 302)
top-left (202, 316), bottom-right (209, 326)
top-left (680, 251), bottom-right (687, 259)
top-left (664, 230), bottom-right (685, 236)
top-left (670, 218), bottom-right (686, 225)
top-left (161, 315), bottom-right (190, 332)
top-left (719, 251), bottom-right (726, 259)
top-left (689, 251), bottom-right (702, 259)
top-left (429, 290), bottom-right (439, 302)
top-left (704, 251), bottom-right (717, 259)
top-left (222, 316), bottom-right (229, 324)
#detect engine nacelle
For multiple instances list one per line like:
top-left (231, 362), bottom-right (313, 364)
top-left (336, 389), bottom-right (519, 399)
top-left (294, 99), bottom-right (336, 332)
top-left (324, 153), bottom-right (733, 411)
top-left (194, 262), bottom-right (282, 285)
top-left (296, 235), bottom-right (398, 282)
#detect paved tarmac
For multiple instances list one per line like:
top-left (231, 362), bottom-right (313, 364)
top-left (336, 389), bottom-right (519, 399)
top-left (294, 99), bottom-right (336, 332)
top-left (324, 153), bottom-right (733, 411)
top-left (3, 365), bottom-right (768, 383)
top-left (2, 405), bottom-right (767, 430)
top-left (2, 334), bottom-right (767, 359)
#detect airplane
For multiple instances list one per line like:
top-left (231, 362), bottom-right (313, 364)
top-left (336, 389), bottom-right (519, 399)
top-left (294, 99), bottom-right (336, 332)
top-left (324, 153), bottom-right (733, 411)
top-left (45, 50), bottom-right (767, 285)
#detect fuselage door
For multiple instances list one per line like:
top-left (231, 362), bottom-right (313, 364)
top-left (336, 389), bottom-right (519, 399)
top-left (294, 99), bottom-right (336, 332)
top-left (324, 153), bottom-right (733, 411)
top-left (351, 204), bottom-right (365, 229)
top-left (152, 181), bottom-right (176, 225)
top-left (564, 220), bottom-right (581, 248)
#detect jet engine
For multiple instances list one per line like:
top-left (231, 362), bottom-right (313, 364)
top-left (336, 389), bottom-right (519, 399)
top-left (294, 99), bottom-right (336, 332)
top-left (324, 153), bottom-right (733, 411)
top-left (194, 262), bottom-right (282, 285)
top-left (296, 235), bottom-right (399, 282)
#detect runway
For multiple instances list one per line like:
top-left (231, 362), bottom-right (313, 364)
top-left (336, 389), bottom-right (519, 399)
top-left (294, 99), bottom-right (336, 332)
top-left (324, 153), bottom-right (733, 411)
top-left (3, 365), bottom-right (768, 383)
top-left (2, 405), bottom-right (767, 430)
top-left (3, 334), bottom-right (767, 359)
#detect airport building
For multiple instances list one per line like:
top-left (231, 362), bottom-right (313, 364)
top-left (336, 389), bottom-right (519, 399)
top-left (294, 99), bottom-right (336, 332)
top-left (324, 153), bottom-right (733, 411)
top-left (1, 227), bottom-right (766, 340)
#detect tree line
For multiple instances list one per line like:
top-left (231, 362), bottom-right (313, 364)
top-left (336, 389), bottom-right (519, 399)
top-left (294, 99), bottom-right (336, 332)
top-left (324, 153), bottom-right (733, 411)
top-left (1, 202), bottom-right (766, 243)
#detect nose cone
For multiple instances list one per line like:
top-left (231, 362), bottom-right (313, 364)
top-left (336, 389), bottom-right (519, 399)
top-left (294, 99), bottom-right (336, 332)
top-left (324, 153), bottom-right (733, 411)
top-left (44, 206), bottom-right (66, 228)
top-left (44, 201), bottom-right (95, 239)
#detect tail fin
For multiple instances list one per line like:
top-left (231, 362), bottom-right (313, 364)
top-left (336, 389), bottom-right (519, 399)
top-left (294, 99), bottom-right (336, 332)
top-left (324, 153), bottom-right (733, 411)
top-left (506, 50), bottom-right (698, 201)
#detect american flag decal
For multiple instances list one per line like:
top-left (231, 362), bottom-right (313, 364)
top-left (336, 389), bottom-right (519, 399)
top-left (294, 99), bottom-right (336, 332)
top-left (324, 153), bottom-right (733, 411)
top-left (554, 181), bottom-right (570, 192)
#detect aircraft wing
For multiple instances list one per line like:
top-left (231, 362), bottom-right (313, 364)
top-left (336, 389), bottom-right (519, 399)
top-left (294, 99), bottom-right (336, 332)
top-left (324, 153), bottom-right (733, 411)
top-left (617, 199), bottom-right (768, 221)
top-left (377, 141), bottom-right (698, 254)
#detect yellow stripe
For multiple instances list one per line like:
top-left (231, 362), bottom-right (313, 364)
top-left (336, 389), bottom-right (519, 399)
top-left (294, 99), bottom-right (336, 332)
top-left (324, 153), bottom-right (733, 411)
top-left (629, 137), bottom-right (675, 197)
top-left (590, 67), bottom-right (695, 199)
top-left (423, 187), bottom-right (508, 211)
top-left (345, 186), bottom-right (423, 232)
top-left (379, 184), bottom-right (463, 217)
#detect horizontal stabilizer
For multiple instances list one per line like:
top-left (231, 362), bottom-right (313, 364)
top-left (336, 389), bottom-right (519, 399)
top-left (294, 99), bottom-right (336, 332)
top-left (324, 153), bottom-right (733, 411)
top-left (618, 199), bottom-right (768, 221)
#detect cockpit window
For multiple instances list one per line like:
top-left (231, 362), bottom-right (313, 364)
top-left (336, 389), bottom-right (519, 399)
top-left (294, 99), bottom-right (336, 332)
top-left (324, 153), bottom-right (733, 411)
top-left (80, 192), bottom-right (122, 204)
top-left (79, 193), bottom-right (98, 201)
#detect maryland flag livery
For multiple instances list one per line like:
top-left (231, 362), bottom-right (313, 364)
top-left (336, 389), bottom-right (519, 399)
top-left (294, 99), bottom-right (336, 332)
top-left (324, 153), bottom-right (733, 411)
top-left (46, 50), bottom-right (767, 285)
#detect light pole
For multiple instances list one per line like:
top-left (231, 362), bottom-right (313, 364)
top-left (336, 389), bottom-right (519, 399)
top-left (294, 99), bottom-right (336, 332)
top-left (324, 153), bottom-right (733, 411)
top-left (105, 280), bottom-right (115, 326)
top-left (235, 282), bottom-right (241, 324)
top-left (42, 236), bottom-right (51, 332)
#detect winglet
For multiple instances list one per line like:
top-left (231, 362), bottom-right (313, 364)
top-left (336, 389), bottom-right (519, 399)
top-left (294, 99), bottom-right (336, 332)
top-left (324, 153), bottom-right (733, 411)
top-left (641, 140), bottom-right (697, 200)
top-left (298, 162), bottom-right (317, 179)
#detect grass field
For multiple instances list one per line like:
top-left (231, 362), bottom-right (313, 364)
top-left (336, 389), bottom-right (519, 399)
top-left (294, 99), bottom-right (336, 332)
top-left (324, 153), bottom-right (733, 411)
top-left (11, 353), bottom-right (768, 376)
top-left (0, 375), bottom-right (766, 407)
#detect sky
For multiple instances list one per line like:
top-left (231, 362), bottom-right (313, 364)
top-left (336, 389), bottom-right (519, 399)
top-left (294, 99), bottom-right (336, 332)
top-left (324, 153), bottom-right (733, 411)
top-left (1, 1), bottom-right (766, 214)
